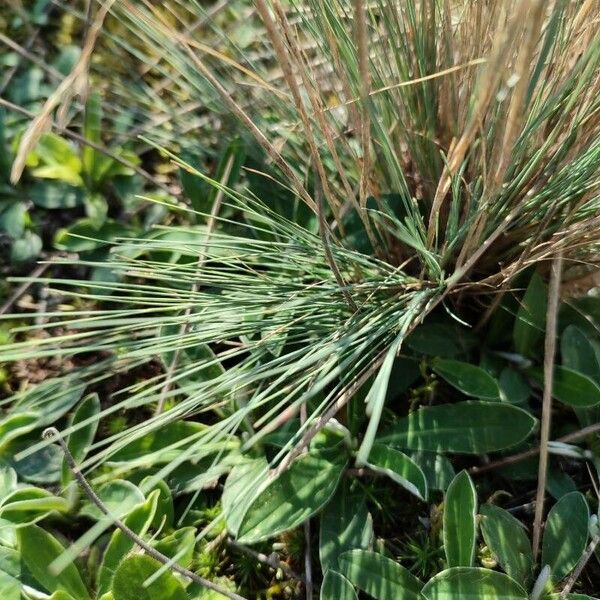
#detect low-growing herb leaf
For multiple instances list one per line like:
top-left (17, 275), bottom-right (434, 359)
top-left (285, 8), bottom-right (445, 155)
top-left (541, 491), bottom-right (589, 582)
top-left (338, 550), bottom-right (422, 600)
top-left (529, 366), bottom-right (600, 408)
top-left (17, 525), bottom-right (90, 599)
top-left (364, 443), bottom-right (427, 500)
top-left (222, 457), bottom-right (269, 538)
top-left (97, 491), bottom-right (160, 597)
top-left (432, 359), bottom-right (500, 399)
top-left (422, 567), bottom-right (528, 600)
top-left (514, 271), bottom-right (547, 358)
top-left (380, 402), bottom-right (536, 454)
top-left (111, 555), bottom-right (188, 600)
top-left (320, 570), bottom-right (357, 600)
top-left (79, 480), bottom-right (144, 521)
top-left (479, 504), bottom-right (533, 585)
top-left (443, 471), bottom-right (477, 568)
top-left (319, 480), bottom-right (373, 572)
top-left (237, 452), bottom-right (346, 544)
top-left (0, 487), bottom-right (69, 526)
top-left (409, 452), bottom-right (455, 491)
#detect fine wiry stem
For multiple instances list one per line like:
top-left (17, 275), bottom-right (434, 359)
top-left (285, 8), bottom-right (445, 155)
top-left (42, 427), bottom-right (248, 600)
top-left (532, 253), bottom-right (563, 561)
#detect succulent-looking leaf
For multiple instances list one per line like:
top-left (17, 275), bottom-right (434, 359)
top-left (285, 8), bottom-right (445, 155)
top-left (364, 443), bottom-right (427, 500)
top-left (111, 555), bottom-right (188, 600)
top-left (97, 491), bottom-right (160, 597)
top-left (0, 487), bottom-right (69, 526)
top-left (79, 480), bottom-right (144, 521)
top-left (443, 471), bottom-right (477, 568)
top-left (319, 480), bottom-right (373, 572)
top-left (409, 452), bottom-right (455, 491)
top-left (421, 567), bottom-right (528, 600)
top-left (541, 491), bottom-right (589, 582)
top-left (0, 413), bottom-right (40, 449)
top-left (499, 368), bottom-right (530, 405)
top-left (514, 271), bottom-right (547, 358)
top-left (320, 570), bottom-right (358, 600)
top-left (237, 452), bottom-right (346, 544)
top-left (338, 550), bottom-right (422, 600)
top-left (17, 525), bottom-right (90, 600)
top-left (222, 457), bottom-right (269, 537)
top-left (561, 325), bottom-right (600, 381)
top-left (432, 359), bottom-right (500, 399)
top-left (0, 547), bottom-right (21, 600)
top-left (479, 504), bottom-right (533, 585)
top-left (152, 527), bottom-right (196, 569)
top-left (379, 401), bottom-right (536, 454)
top-left (529, 366), bottom-right (600, 408)
top-left (61, 393), bottom-right (100, 492)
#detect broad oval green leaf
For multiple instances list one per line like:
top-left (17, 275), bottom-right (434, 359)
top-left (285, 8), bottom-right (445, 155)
top-left (541, 491), bottom-right (589, 582)
top-left (528, 364), bottom-right (600, 408)
top-left (365, 443), bottom-right (427, 500)
top-left (432, 359), bottom-right (500, 399)
top-left (422, 567), bottom-right (528, 600)
top-left (443, 471), bottom-right (477, 568)
top-left (0, 570), bottom-right (20, 600)
top-left (319, 480), bottom-right (373, 572)
top-left (97, 491), bottom-right (160, 597)
top-left (111, 555), bottom-right (188, 600)
top-left (17, 525), bottom-right (90, 600)
top-left (237, 452), bottom-right (346, 544)
top-left (107, 421), bottom-right (212, 465)
top-left (534, 366), bottom-right (600, 408)
top-left (405, 323), bottom-right (475, 358)
top-left (561, 325), bottom-right (600, 381)
top-left (320, 570), bottom-right (357, 600)
top-left (62, 393), bottom-right (101, 495)
top-left (0, 487), bottom-right (69, 526)
top-left (0, 413), bottom-right (40, 449)
top-left (152, 527), bottom-right (196, 569)
top-left (79, 480), bottom-right (144, 521)
top-left (0, 546), bottom-right (22, 600)
top-left (514, 271), bottom-right (547, 358)
top-left (222, 457), bottom-right (269, 538)
top-left (499, 368), bottom-right (530, 405)
top-left (338, 550), bottom-right (422, 600)
top-left (479, 504), bottom-right (533, 585)
top-left (409, 452), bottom-right (455, 491)
top-left (65, 393), bottom-right (100, 464)
top-left (379, 401), bottom-right (536, 454)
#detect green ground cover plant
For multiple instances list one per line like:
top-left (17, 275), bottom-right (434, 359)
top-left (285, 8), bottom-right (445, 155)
top-left (0, 0), bottom-right (599, 598)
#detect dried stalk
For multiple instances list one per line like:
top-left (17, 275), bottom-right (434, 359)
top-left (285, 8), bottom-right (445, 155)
top-left (10, 0), bottom-right (117, 184)
top-left (532, 252), bottom-right (563, 560)
top-left (0, 98), bottom-right (172, 196)
top-left (353, 0), bottom-right (371, 208)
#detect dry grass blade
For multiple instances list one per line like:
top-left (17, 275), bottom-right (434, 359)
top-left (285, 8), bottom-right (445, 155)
top-left (532, 252), bottom-right (563, 560)
top-left (10, 0), bottom-right (117, 184)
